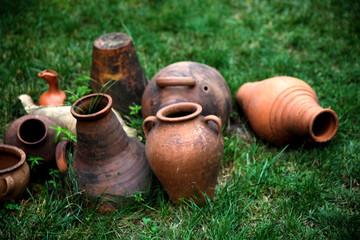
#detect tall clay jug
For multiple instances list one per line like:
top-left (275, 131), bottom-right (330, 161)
top-left (90, 32), bottom-right (147, 115)
top-left (38, 70), bottom-right (66, 106)
top-left (141, 61), bottom-right (232, 126)
top-left (71, 93), bottom-right (152, 212)
top-left (0, 144), bottom-right (30, 201)
top-left (236, 76), bottom-right (339, 145)
top-left (143, 102), bottom-right (224, 203)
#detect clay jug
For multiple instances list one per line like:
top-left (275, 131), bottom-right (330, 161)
top-left (143, 102), bottom-right (223, 203)
top-left (90, 32), bottom-right (147, 115)
top-left (4, 114), bottom-right (61, 164)
top-left (0, 144), bottom-right (30, 201)
top-left (141, 61), bottom-right (232, 126)
top-left (71, 93), bottom-right (152, 212)
top-left (38, 70), bottom-right (66, 106)
top-left (236, 76), bottom-right (339, 145)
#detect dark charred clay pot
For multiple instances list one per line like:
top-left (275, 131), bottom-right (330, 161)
top-left (0, 144), bottom-right (30, 201)
top-left (141, 61), bottom-right (232, 126)
top-left (90, 32), bottom-right (147, 115)
top-left (71, 93), bottom-right (152, 212)
top-left (143, 102), bottom-right (224, 203)
top-left (5, 114), bottom-right (60, 165)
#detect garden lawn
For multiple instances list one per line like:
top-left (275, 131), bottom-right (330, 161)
top-left (1, 0), bottom-right (359, 239)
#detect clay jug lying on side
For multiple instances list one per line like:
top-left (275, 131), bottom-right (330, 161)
top-left (71, 93), bottom-right (152, 212)
top-left (143, 102), bottom-right (223, 203)
top-left (0, 144), bottom-right (30, 201)
top-left (236, 76), bottom-right (339, 145)
top-left (141, 61), bottom-right (232, 126)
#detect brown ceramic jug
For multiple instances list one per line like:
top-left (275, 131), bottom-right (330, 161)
top-left (0, 144), bottom-right (30, 201)
top-left (236, 76), bottom-right (339, 145)
top-left (143, 102), bottom-right (224, 203)
top-left (90, 32), bottom-right (147, 115)
top-left (141, 61), bottom-right (232, 126)
top-left (38, 70), bottom-right (66, 106)
top-left (71, 93), bottom-right (152, 212)
top-left (4, 114), bottom-right (61, 164)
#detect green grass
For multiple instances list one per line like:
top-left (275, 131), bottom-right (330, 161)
top-left (1, 0), bottom-right (359, 239)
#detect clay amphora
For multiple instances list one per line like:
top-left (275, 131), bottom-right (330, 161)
top-left (4, 114), bottom-right (61, 164)
top-left (0, 144), bottom-right (30, 201)
top-left (71, 93), bottom-right (152, 212)
top-left (143, 102), bottom-right (224, 203)
top-left (141, 61), bottom-right (232, 126)
top-left (236, 76), bottom-right (339, 145)
top-left (90, 32), bottom-right (147, 115)
top-left (38, 70), bottom-right (66, 106)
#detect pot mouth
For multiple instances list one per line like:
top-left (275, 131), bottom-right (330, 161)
top-left (71, 93), bottom-right (112, 121)
top-left (156, 102), bottom-right (202, 122)
top-left (310, 109), bottom-right (338, 142)
top-left (17, 118), bottom-right (47, 145)
top-left (0, 144), bottom-right (26, 173)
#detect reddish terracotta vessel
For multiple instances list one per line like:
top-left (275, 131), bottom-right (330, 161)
top-left (38, 70), bottom-right (66, 106)
top-left (236, 76), bottom-right (339, 145)
top-left (90, 32), bottom-right (147, 115)
top-left (141, 61), bottom-right (232, 126)
top-left (55, 140), bottom-right (74, 174)
top-left (143, 102), bottom-right (224, 203)
top-left (4, 114), bottom-right (61, 164)
top-left (71, 93), bottom-right (152, 212)
top-left (0, 144), bottom-right (30, 201)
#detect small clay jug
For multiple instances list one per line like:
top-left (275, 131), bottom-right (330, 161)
top-left (4, 114), bottom-right (61, 164)
top-left (71, 93), bottom-right (152, 212)
top-left (38, 70), bottom-right (66, 106)
top-left (141, 61), bottom-right (232, 126)
top-left (143, 102), bottom-right (224, 203)
top-left (90, 32), bottom-right (147, 115)
top-left (236, 76), bottom-right (339, 145)
top-left (0, 144), bottom-right (30, 201)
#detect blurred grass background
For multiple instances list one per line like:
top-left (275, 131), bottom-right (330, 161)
top-left (1, 0), bottom-right (359, 239)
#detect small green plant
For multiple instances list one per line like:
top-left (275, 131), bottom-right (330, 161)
top-left (50, 126), bottom-right (77, 143)
top-left (27, 156), bottom-right (44, 169)
top-left (48, 168), bottom-right (61, 189)
top-left (125, 104), bottom-right (145, 141)
top-left (142, 217), bottom-right (160, 233)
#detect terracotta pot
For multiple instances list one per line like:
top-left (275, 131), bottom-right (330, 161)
top-left (90, 32), bottom-right (147, 115)
top-left (4, 114), bottom-right (61, 164)
top-left (141, 61), bottom-right (232, 126)
top-left (55, 140), bottom-right (74, 174)
top-left (0, 144), bottom-right (30, 201)
top-left (143, 102), bottom-right (223, 203)
top-left (71, 93), bottom-right (152, 212)
top-left (236, 76), bottom-right (339, 145)
top-left (38, 70), bottom-right (66, 106)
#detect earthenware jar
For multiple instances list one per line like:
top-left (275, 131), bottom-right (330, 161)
top-left (143, 102), bottom-right (224, 203)
top-left (90, 32), bottom-right (147, 115)
top-left (38, 70), bottom-right (66, 106)
top-left (4, 114), bottom-right (60, 164)
top-left (236, 76), bottom-right (339, 145)
top-left (141, 61), bottom-right (232, 126)
top-left (0, 144), bottom-right (30, 201)
top-left (71, 93), bottom-right (152, 212)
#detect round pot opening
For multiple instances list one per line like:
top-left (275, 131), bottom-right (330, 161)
top-left (0, 145), bottom-right (25, 173)
top-left (157, 103), bottom-right (202, 122)
top-left (75, 95), bottom-right (109, 115)
top-left (312, 111), bottom-right (338, 141)
top-left (18, 119), bottom-right (47, 144)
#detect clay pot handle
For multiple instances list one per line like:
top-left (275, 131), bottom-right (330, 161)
top-left (156, 77), bottom-right (196, 88)
top-left (0, 176), bottom-right (15, 197)
top-left (55, 140), bottom-right (73, 174)
top-left (143, 116), bottom-right (159, 138)
top-left (204, 115), bottom-right (222, 136)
